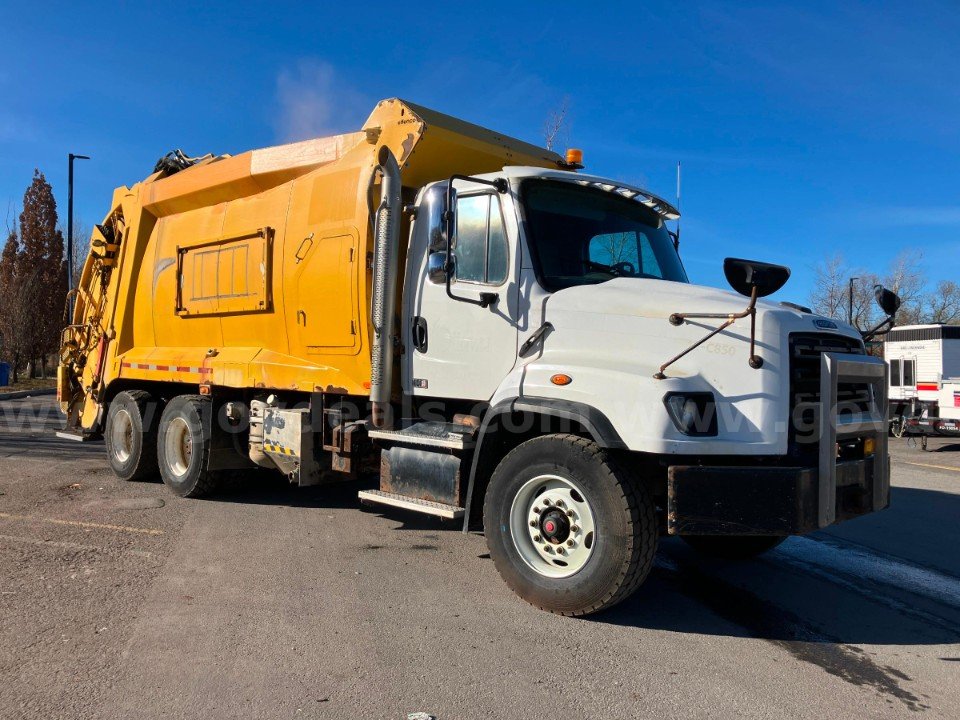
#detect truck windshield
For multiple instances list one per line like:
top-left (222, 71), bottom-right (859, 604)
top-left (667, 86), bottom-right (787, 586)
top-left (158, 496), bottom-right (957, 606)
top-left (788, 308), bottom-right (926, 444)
top-left (521, 179), bottom-right (688, 292)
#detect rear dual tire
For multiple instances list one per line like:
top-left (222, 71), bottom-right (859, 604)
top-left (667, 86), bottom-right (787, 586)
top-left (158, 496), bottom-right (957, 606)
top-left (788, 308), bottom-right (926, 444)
top-left (484, 434), bottom-right (658, 617)
top-left (105, 390), bottom-right (161, 481)
top-left (157, 395), bottom-right (219, 498)
top-left (106, 391), bottom-right (220, 498)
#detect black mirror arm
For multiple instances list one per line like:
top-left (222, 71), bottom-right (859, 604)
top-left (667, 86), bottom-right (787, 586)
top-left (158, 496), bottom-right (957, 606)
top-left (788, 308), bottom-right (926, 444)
top-left (862, 315), bottom-right (895, 342)
top-left (443, 174), bottom-right (507, 309)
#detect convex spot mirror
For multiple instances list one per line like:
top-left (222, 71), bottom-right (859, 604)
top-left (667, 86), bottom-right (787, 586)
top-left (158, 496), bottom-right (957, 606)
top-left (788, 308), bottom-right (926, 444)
top-left (723, 257), bottom-right (791, 298)
top-left (874, 285), bottom-right (901, 317)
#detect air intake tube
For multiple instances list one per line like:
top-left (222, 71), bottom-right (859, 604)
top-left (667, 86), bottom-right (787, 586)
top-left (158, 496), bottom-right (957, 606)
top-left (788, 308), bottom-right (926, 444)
top-left (369, 147), bottom-right (401, 429)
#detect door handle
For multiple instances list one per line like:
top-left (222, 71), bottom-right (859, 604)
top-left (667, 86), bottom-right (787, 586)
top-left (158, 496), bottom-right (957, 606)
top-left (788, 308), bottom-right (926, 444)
top-left (412, 316), bottom-right (428, 353)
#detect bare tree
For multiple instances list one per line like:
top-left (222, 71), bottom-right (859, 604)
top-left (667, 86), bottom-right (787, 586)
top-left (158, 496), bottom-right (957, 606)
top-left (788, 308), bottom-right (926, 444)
top-left (59, 219), bottom-right (89, 291)
top-left (810, 254), bottom-right (848, 320)
top-left (925, 280), bottom-right (960, 324)
top-left (543, 97), bottom-right (571, 151)
top-left (594, 232), bottom-right (636, 267)
top-left (811, 251), bottom-right (934, 329)
top-left (883, 250), bottom-right (925, 325)
top-left (849, 273), bottom-right (883, 330)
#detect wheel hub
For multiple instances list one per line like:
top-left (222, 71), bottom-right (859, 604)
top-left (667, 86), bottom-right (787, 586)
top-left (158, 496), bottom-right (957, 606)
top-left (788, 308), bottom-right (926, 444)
top-left (540, 510), bottom-right (570, 543)
top-left (509, 475), bottom-right (597, 579)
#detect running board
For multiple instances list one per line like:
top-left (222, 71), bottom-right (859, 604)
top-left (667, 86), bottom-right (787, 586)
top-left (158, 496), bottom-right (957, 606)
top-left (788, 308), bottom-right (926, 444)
top-left (358, 490), bottom-right (465, 519)
top-left (55, 430), bottom-right (96, 442)
top-left (368, 421), bottom-right (474, 450)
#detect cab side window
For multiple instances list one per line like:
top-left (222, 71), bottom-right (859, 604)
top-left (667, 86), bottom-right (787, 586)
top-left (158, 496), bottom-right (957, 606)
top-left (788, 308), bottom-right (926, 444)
top-left (454, 194), bottom-right (508, 285)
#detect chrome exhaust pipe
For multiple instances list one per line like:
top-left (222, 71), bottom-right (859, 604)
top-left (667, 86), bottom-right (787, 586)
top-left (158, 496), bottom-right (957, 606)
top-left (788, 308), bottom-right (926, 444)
top-left (369, 146), bottom-right (401, 429)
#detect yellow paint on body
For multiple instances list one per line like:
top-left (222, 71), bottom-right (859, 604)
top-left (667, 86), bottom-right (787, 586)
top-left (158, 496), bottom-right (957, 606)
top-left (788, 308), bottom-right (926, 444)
top-left (59, 98), bottom-right (563, 430)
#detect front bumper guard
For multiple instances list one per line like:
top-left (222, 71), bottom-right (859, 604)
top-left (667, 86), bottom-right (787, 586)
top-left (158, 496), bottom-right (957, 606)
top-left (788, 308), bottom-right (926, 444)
top-left (668, 352), bottom-right (890, 535)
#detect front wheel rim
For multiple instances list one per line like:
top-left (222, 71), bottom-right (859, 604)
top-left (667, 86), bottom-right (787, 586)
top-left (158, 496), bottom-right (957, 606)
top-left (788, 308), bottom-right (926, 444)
top-left (509, 474), bottom-right (597, 579)
top-left (164, 417), bottom-right (193, 478)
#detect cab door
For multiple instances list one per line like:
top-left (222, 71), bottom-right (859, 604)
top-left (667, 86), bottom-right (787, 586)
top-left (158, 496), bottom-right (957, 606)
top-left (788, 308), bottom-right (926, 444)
top-left (402, 183), bottom-right (519, 400)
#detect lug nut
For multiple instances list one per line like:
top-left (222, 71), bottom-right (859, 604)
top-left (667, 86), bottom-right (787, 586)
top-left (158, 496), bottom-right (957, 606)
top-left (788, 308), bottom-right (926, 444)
top-left (566, 539), bottom-right (574, 547)
top-left (529, 520), bottom-right (537, 527)
top-left (570, 525), bottom-right (579, 533)
top-left (556, 499), bottom-right (565, 508)
top-left (544, 545), bottom-right (553, 554)
top-left (557, 546), bottom-right (566, 554)
top-left (543, 499), bottom-right (552, 507)
top-left (533, 534), bottom-right (541, 542)
top-left (533, 506), bottom-right (542, 514)
top-left (566, 509), bottom-right (574, 517)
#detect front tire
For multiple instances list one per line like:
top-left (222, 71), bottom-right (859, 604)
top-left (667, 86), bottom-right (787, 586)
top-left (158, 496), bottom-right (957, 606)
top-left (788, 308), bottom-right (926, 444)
top-left (157, 395), bottom-right (218, 498)
top-left (483, 434), bottom-right (657, 616)
top-left (104, 390), bottom-right (160, 481)
top-left (681, 535), bottom-right (785, 559)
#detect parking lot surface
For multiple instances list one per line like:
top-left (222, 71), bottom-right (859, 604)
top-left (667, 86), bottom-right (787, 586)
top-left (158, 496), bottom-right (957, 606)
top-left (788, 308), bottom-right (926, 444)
top-left (1, 395), bottom-right (958, 719)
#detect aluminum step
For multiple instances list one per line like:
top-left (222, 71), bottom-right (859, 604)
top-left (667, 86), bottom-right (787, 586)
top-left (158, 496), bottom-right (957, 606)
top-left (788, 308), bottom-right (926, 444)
top-left (358, 490), bottom-right (465, 519)
top-left (368, 421), bottom-right (474, 450)
top-left (55, 430), bottom-right (96, 442)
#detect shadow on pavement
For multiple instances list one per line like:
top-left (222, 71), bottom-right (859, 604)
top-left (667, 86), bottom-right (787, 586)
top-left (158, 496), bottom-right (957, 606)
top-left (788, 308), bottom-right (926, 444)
top-left (600, 532), bottom-right (960, 648)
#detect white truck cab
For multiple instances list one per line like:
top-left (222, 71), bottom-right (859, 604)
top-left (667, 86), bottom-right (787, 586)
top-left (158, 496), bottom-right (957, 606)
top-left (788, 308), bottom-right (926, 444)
top-left (369, 163), bottom-right (895, 614)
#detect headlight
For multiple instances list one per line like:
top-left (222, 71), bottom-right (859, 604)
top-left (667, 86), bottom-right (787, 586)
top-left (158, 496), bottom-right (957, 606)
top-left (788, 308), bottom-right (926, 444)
top-left (664, 392), bottom-right (718, 436)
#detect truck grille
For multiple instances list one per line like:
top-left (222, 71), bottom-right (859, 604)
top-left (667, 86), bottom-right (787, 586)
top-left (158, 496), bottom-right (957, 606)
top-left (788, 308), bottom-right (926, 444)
top-left (789, 333), bottom-right (870, 451)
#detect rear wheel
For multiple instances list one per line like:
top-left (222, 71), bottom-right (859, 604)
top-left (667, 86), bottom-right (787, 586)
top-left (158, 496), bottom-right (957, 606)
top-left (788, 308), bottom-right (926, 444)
top-left (157, 395), bottom-right (218, 498)
top-left (681, 535), bottom-right (785, 559)
top-left (104, 390), bottom-right (159, 481)
top-left (484, 434), bottom-right (658, 616)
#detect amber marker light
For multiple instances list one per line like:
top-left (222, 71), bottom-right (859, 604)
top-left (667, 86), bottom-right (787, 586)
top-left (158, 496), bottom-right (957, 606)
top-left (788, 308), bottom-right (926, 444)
top-left (551, 373), bottom-right (573, 386)
top-left (565, 148), bottom-right (583, 165)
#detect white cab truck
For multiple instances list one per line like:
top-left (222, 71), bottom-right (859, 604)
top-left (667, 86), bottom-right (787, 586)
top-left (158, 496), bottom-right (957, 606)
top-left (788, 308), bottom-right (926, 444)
top-left (64, 101), bottom-right (899, 615)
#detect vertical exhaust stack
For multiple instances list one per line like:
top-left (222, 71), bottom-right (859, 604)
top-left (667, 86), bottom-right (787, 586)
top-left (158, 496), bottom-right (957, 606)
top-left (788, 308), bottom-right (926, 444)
top-left (370, 147), bottom-right (401, 429)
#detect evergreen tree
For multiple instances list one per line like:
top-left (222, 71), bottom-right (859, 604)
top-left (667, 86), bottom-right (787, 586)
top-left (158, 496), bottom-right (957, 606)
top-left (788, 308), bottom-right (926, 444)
top-left (17, 170), bottom-right (65, 376)
top-left (0, 228), bottom-right (35, 383)
top-left (0, 170), bottom-right (65, 381)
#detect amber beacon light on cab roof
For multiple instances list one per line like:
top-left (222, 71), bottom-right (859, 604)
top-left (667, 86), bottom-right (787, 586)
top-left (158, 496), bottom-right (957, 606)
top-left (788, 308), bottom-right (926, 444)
top-left (59, 98), bottom-right (898, 616)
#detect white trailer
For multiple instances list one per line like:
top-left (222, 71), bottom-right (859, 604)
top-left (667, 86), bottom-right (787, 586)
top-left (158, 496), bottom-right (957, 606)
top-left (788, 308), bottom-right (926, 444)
top-left (885, 324), bottom-right (960, 437)
top-left (885, 324), bottom-right (960, 404)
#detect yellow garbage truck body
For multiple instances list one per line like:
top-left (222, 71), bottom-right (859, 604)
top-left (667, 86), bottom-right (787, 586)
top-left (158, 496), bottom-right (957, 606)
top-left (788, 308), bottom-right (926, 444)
top-left (60, 98), bottom-right (561, 430)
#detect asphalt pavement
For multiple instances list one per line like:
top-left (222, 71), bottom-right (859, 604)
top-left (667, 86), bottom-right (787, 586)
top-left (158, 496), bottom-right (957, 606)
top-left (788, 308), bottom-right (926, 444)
top-left (1, 395), bottom-right (958, 719)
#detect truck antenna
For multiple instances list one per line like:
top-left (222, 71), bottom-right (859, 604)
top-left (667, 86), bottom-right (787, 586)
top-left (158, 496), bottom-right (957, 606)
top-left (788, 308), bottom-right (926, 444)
top-left (676, 161), bottom-right (681, 244)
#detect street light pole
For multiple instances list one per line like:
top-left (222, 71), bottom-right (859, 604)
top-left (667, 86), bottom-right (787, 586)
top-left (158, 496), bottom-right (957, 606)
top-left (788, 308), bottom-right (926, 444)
top-left (848, 276), bottom-right (860, 327)
top-left (67, 153), bottom-right (90, 320)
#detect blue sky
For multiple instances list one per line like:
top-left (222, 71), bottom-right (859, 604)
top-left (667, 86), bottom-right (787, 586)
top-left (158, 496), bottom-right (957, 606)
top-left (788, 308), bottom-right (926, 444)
top-left (1, 1), bottom-right (957, 304)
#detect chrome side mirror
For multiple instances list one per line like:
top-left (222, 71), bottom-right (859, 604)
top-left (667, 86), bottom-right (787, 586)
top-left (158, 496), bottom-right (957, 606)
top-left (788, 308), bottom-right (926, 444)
top-left (423, 182), bottom-right (456, 252)
top-left (427, 251), bottom-right (451, 284)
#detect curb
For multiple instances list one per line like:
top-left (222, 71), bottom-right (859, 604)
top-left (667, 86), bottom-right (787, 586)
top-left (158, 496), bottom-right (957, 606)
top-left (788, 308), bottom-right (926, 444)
top-left (0, 388), bottom-right (57, 401)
